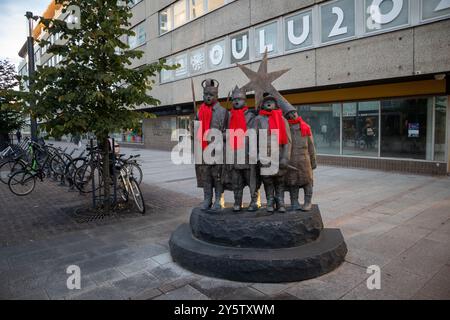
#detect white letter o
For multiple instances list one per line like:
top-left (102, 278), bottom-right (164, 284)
top-left (369, 0), bottom-right (403, 24)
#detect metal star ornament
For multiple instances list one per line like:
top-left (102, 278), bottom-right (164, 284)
top-left (237, 50), bottom-right (290, 109)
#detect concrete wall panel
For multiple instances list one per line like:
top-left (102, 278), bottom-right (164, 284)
top-left (414, 20), bottom-right (450, 75)
top-left (171, 17), bottom-right (206, 53)
top-left (147, 0), bottom-right (176, 16)
top-left (204, 0), bottom-right (251, 42)
top-left (316, 29), bottom-right (414, 86)
top-left (151, 82), bottom-right (175, 106)
top-left (147, 32), bottom-right (173, 62)
top-left (269, 50), bottom-right (316, 91)
top-left (250, 0), bottom-right (314, 25)
top-left (130, 1), bottom-right (147, 27)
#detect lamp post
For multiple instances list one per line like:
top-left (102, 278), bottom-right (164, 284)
top-left (25, 11), bottom-right (38, 142)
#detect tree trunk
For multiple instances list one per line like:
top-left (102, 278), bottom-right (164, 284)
top-left (99, 135), bottom-right (111, 212)
top-left (0, 133), bottom-right (11, 150)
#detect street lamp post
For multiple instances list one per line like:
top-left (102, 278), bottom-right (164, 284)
top-left (25, 11), bottom-right (38, 142)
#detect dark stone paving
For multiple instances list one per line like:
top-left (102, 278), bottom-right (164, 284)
top-left (1, 146), bottom-right (449, 300)
top-left (0, 178), bottom-right (199, 300)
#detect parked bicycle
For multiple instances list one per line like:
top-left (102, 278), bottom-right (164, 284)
top-left (7, 141), bottom-right (53, 196)
top-left (116, 154), bottom-right (145, 214)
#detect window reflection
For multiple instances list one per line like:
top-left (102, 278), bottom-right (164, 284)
top-left (208, 0), bottom-right (224, 11)
top-left (380, 98), bottom-right (433, 160)
top-left (297, 104), bottom-right (341, 155)
top-left (191, 0), bottom-right (205, 19)
top-left (174, 0), bottom-right (187, 28)
top-left (159, 8), bottom-right (172, 34)
top-left (160, 0), bottom-right (232, 35)
top-left (295, 96), bottom-right (447, 162)
top-left (434, 97), bottom-right (447, 162)
top-left (342, 101), bottom-right (379, 157)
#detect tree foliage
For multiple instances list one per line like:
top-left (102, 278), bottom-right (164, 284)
top-left (26, 0), bottom-right (174, 139)
top-left (23, 0), bottom-right (177, 209)
top-left (0, 59), bottom-right (24, 136)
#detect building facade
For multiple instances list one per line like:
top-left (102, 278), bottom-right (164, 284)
top-left (18, 0), bottom-right (450, 174)
top-left (133, 0), bottom-right (450, 175)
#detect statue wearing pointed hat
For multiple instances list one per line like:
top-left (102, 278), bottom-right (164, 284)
top-left (226, 86), bottom-right (261, 212)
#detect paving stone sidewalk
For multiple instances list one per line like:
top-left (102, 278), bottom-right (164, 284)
top-left (0, 142), bottom-right (449, 300)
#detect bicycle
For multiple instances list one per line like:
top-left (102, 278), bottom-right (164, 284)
top-left (7, 142), bottom-right (52, 196)
top-left (116, 155), bottom-right (145, 214)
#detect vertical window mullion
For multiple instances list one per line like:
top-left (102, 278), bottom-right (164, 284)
top-left (378, 100), bottom-right (381, 158)
top-left (444, 95), bottom-right (450, 168)
top-left (340, 103), bottom-right (343, 155)
top-left (186, 0), bottom-right (191, 21)
top-left (432, 97), bottom-right (436, 161)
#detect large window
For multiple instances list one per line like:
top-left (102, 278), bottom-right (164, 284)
top-left (298, 104), bottom-right (341, 155)
top-left (296, 96), bottom-right (448, 162)
top-left (208, 0), bottom-right (224, 11)
top-left (173, 0), bottom-right (188, 28)
top-left (380, 98), bottom-right (433, 160)
top-left (342, 101), bottom-right (379, 157)
top-left (128, 22), bottom-right (146, 49)
top-left (112, 123), bottom-right (144, 144)
top-left (190, 0), bottom-right (205, 19)
top-left (435, 97), bottom-right (448, 162)
top-left (159, 0), bottom-right (234, 34)
top-left (159, 7), bottom-right (172, 34)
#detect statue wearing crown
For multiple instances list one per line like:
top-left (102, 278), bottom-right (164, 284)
top-left (194, 79), bottom-right (229, 211)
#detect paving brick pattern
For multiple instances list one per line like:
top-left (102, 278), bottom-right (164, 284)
top-left (0, 142), bottom-right (449, 300)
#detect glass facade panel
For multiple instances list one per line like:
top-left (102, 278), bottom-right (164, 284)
top-left (208, 0), bottom-right (224, 11)
top-left (112, 124), bottom-right (144, 144)
top-left (296, 95), bottom-right (448, 162)
top-left (191, 0), bottom-right (205, 19)
top-left (174, 0), bottom-right (187, 28)
top-left (129, 23), bottom-right (146, 49)
top-left (380, 98), bottom-right (433, 160)
top-left (297, 104), bottom-right (341, 155)
top-left (159, 8), bottom-right (172, 34)
top-left (342, 101), bottom-right (379, 157)
top-left (255, 22), bottom-right (278, 57)
top-left (434, 96), bottom-right (448, 161)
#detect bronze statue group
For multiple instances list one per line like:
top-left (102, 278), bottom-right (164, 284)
top-left (194, 78), bottom-right (317, 215)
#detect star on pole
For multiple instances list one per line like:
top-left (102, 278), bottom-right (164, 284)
top-left (237, 50), bottom-right (290, 109)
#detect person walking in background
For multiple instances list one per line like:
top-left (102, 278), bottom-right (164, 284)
top-left (363, 119), bottom-right (375, 150)
top-left (321, 123), bottom-right (328, 144)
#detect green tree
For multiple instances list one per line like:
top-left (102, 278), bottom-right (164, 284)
top-left (0, 59), bottom-right (24, 147)
top-left (26, 0), bottom-right (175, 210)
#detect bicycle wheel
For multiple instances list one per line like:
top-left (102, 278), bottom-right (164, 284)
top-left (65, 157), bottom-right (86, 186)
top-left (117, 176), bottom-right (129, 203)
top-left (8, 170), bottom-right (36, 196)
top-left (129, 178), bottom-right (145, 214)
top-left (128, 163), bottom-right (143, 185)
top-left (74, 163), bottom-right (103, 193)
top-left (0, 160), bottom-right (26, 184)
top-left (50, 154), bottom-right (66, 177)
